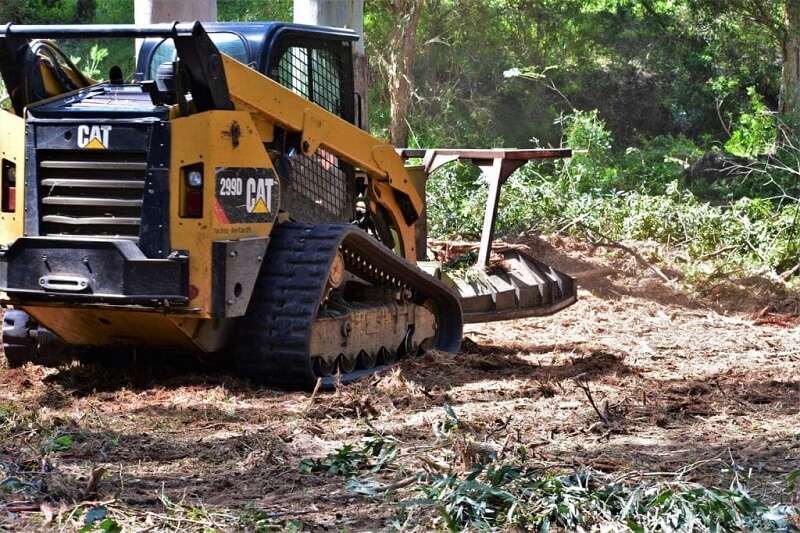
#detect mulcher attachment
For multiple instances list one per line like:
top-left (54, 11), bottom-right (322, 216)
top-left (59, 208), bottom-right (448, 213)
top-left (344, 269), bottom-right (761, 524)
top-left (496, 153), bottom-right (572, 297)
top-left (446, 249), bottom-right (576, 324)
top-left (400, 147), bottom-right (578, 325)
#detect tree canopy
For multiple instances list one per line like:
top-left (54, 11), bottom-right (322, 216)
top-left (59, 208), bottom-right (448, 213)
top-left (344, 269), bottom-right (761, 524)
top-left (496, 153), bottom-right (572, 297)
top-left (1, 0), bottom-right (789, 153)
top-left (2, 0), bottom-right (799, 274)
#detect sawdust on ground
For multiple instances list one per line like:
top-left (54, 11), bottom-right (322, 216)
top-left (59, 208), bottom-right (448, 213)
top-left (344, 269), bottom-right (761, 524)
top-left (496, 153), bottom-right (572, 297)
top-left (0, 235), bottom-right (798, 530)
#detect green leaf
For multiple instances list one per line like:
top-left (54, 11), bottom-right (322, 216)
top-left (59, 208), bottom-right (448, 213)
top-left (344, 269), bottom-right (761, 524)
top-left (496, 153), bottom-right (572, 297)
top-left (84, 506), bottom-right (107, 525)
top-left (626, 518), bottom-right (645, 533)
top-left (785, 469), bottom-right (800, 493)
top-left (49, 434), bottom-right (74, 451)
top-left (650, 489), bottom-right (674, 508)
top-left (98, 518), bottom-right (122, 533)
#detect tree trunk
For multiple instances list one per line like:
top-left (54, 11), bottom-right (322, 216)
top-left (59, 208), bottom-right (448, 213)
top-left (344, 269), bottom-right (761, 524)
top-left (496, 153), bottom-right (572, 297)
top-left (293, 0), bottom-right (368, 131)
top-left (780, 0), bottom-right (800, 134)
top-left (135, 0), bottom-right (217, 58)
top-left (294, 0), bottom-right (359, 28)
top-left (134, 0), bottom-right (217, 23)
top-left (383, 0), bottom-right (422, 147)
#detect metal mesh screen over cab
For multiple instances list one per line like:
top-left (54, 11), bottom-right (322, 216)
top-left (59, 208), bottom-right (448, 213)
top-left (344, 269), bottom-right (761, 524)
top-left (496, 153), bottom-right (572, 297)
top-left (272, 43), bottom-right (355, 223)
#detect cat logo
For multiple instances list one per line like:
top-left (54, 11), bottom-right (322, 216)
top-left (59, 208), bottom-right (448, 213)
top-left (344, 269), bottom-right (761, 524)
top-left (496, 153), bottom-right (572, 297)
top-left (245, 177), bottom-right (275, 214)
top-left (215, 168), bottom-right (279, 224)
top-left (77, 125), bottom-right (111, 149)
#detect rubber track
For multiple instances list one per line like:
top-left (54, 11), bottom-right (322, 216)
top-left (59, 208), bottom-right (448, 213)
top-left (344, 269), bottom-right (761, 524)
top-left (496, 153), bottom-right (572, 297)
top-left (234, 222), bottom-right (463, 390)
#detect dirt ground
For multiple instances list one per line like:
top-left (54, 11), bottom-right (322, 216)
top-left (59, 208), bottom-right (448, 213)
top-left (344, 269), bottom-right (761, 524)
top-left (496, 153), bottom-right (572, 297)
top-left (0, 236), bottom-right (799, 530)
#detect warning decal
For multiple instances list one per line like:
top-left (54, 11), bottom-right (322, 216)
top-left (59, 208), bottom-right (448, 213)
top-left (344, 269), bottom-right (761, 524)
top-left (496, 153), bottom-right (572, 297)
top-left (214, 167), bottom-right (280, 224)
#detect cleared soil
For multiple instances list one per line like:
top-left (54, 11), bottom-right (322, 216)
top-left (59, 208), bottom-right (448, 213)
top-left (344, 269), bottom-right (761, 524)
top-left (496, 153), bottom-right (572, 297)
top-left (0, 236), bottom-right (799, 530)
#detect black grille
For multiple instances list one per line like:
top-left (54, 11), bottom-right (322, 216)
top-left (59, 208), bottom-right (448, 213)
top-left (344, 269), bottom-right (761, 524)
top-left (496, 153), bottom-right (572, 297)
top-left (37, 150), bottom-right (147, 241)
top-left (276, 46), bottom-right (351, 219)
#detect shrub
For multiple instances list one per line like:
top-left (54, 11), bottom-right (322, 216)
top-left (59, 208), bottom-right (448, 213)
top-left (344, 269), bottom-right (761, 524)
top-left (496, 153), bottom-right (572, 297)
top-left (725, 87), bottom-right (777, 158)
top-left (424, 107), bottom-right (800, 281)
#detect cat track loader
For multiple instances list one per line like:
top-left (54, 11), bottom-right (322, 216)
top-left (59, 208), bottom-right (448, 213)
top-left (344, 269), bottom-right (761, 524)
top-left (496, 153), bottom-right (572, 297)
top-left (0, 22), bottom-right (576, 389)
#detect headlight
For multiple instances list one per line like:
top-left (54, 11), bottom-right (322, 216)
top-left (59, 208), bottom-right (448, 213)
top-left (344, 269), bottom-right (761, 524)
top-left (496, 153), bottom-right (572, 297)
top-left (187, 170), bottom-right (203, 188)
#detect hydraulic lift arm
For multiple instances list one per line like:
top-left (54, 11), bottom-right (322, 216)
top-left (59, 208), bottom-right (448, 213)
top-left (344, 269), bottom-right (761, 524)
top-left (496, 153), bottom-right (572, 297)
top-left (221, 54), bottom-right (423, 260)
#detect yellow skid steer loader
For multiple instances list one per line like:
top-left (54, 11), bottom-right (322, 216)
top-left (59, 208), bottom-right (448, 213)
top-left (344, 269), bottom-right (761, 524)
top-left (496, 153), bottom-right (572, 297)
top-left (0, 22), bottom-right (576, 388)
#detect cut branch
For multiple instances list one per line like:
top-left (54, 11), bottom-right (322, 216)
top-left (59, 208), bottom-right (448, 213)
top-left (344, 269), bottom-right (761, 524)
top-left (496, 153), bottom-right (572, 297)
top-left (579, 223), bottom-right (675, 284)
top-left (574, 375), bottom-right (610, 427)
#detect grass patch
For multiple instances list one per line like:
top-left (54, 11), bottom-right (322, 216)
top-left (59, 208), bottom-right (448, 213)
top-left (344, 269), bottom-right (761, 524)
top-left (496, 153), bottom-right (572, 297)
top-left (299, 407), bottom-right (800, 531)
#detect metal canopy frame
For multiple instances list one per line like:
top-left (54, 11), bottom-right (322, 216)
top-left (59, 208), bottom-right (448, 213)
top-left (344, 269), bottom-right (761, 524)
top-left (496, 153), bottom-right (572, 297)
top-left (398, 148), bottom-right (572, 266)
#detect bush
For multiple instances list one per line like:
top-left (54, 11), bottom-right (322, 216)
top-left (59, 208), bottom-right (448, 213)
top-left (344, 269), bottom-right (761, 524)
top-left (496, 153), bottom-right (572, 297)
top-left (411, 464), bottom-right (799, 531)
top-left (300, 408), bottom-right (800, 532)
top-left (725, 87), bottom-right (777, 158)
top-left (424, 107), bottom-right (800, 280)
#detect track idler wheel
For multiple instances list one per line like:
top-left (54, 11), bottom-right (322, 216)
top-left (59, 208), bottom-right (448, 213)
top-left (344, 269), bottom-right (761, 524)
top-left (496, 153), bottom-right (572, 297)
top-left (397, 326), bottom-right (419, 357)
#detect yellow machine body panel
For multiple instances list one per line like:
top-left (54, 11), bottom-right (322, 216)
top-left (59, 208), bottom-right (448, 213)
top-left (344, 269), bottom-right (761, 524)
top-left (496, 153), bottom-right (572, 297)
top-left (16, 109), bottom-right (281, 352)
top-left (0, 111), bottom-right (25, 249)
top-left (169, 110), bottom-right (278, 317)
top-left (22, 305), bottom-right (200, 351)
top-left (20, 304), bottom-right (233, 353)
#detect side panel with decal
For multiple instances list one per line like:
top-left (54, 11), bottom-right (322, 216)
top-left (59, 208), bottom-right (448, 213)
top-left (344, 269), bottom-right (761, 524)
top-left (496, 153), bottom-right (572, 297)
top-left (214, 167), bottom-right (280, 224)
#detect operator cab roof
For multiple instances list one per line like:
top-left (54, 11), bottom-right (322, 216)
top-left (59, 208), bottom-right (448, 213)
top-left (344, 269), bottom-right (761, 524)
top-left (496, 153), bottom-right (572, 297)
top-left (134, 22), bottom-right (359, 82)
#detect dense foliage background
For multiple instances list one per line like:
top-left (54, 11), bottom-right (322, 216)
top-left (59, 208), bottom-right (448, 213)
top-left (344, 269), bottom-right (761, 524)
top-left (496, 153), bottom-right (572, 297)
top-left (362, 0), bottom-right (799, 285)
top-left (1, 0), bottom-right (798, 283)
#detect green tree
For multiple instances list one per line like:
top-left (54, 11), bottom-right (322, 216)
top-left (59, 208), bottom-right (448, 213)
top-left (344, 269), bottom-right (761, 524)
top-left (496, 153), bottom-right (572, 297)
top-left (687, 0), bottom-right (797, 139)
top-left (217, 0), bottom-right (292, 21)
top-left (0, 0), bottom-right (95, 23)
